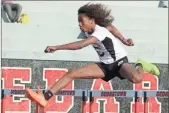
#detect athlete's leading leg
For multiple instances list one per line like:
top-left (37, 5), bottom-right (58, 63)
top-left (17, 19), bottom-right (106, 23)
top-left (48, 64), bottom-right (104, 95)
top-left (26, 64), bottom-right (104, 108)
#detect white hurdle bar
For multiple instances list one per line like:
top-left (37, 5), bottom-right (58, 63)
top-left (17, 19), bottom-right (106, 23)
top-left (1, 89), bottom-right (168, 98)
top-left (1, 89), bottom-right (169, 98)
top-left (1, 89), bottom-right (88, 97)
top-left (88, 90), bottom-right (169, 98)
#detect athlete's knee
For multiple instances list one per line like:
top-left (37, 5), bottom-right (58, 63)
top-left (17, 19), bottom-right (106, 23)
top-left (131, 73), bottom-right (143, 83)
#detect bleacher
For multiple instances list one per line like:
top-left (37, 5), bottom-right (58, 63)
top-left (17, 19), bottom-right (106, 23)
top-left (2, 1), bottom-right (168, 63)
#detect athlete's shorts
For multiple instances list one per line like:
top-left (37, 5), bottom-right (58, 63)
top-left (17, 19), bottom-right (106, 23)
top-left (96, 56), bottom-right (129, 82)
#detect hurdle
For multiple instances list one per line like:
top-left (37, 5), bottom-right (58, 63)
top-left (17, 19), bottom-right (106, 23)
top-left (1, 89), bottom-right (168, 113)
top-left (1, 89), bottom-right (88, 113)
top-left (88, 90), bottom-right (169, 113)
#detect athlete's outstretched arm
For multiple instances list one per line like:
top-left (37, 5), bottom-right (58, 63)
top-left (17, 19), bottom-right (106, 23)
top-left (44, 36), bottom-right (97, 53)
top-left (106, 24), bottom-right (134, 46)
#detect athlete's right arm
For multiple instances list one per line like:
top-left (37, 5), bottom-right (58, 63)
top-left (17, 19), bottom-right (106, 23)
top-left (44, 36), bottom-right (97, 53)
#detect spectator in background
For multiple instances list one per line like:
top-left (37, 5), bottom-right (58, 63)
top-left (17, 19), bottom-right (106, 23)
top-left (158, 0), bottom-right (168, 8)
top-left (2, 0), bottom-right (22, 23)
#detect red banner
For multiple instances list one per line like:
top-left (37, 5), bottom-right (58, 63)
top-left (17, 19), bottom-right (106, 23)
top-left (131, 73), bottom-right (161, 113)
top-left (2, 67), bottom-right (31, 113)
top-left (2, 67), bottom-right (162, 113)
top-left (83, 79), bottom-right (119, 113)
top-left (42, 68), bottom-right (74, 113)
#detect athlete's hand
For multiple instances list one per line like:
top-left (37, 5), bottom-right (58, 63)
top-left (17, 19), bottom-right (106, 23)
top-left (44, 46), bottom-right (57, 53)
top-left (123, 38), bottom-right (134, 46)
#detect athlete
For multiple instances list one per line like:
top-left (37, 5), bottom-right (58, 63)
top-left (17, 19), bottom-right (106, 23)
top-left (25, 3), bottom-right (160, 108)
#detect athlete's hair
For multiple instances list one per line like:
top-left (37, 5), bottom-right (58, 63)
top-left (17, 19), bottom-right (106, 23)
top-left (78, 3), bottom-right (114, 27)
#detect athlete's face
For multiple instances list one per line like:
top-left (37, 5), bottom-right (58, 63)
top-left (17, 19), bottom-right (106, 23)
top-left (78, 14), bottom-right (95, 32)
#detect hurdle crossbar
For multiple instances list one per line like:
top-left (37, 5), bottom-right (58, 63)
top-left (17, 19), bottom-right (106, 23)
top-left (1, 89), bottom-right (88, 98)
top-left (88, 90), bottom-right (169, 98)
top-left (1, 89), bottom-right (168, 113)
top-left (1, 89), bottom-right (169, 98)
